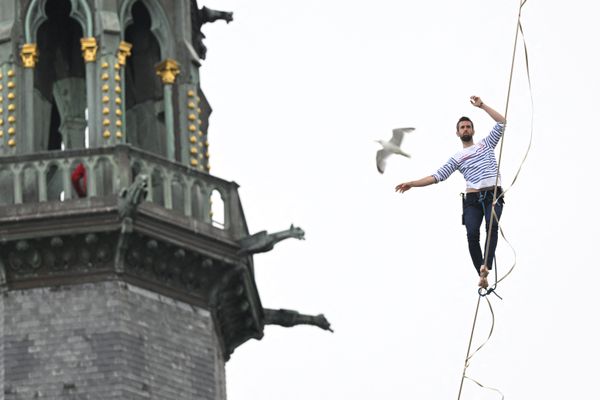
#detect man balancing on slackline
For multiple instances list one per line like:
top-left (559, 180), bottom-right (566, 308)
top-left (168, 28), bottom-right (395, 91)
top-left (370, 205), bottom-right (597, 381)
top-left (395, 96), bottom-right (506, 289)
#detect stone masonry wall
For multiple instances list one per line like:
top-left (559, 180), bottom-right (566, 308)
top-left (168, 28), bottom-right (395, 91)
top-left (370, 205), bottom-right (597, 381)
top-left (0, 281), bottom-right (226, 399)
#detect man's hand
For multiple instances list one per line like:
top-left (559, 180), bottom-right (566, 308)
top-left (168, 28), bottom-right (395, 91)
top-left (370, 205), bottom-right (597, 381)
top-left (470, 95), bottom-right (484, 108)
top-left (471, 95), bottom-right (506, 123)
top-left (395, 176), bottom-right (436, 193)
top-left (395, 182), bottom-right (412, 193)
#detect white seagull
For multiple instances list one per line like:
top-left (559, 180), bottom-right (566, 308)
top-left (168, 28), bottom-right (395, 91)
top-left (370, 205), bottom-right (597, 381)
top-left (375, 127), bottom-right (415, 174)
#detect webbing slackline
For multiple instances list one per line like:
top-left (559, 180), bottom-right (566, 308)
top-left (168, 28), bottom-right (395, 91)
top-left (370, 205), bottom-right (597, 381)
top-left (456, 0), bottom-right (534, 398)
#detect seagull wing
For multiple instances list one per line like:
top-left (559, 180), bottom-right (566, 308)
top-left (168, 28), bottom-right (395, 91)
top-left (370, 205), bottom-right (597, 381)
top-left (390, 127), bottom-right (415, 146)
top-left (376, 149), bottom-right (391, 174)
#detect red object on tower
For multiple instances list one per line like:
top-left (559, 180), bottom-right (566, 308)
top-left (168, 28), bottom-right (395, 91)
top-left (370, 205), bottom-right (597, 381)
top-left (71, 163), bottom-right (87, 197)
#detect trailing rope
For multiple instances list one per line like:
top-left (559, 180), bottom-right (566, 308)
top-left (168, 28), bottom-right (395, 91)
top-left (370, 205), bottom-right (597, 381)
top-left (456, 296), bottom-right (481, 400)
top-left (457, 0), bottom-right (533, 398)
top-left (491, 5), bottom-right (535, 288)
top-left (457, 296), bottom-right (501, 399)
top-left (483, 0), bottom-right (529, 284)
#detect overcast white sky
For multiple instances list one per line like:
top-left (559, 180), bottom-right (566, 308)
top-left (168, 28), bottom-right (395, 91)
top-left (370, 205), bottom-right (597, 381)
top-left (198, 0), bottom-right (599, 398)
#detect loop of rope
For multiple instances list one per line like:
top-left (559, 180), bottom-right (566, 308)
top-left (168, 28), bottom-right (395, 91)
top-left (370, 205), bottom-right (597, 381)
top-left (466, 296), bottom-right (495, 363)
top-left (464, 376), bottom-right (505, 400)
top-left (457, 295), bottom-right (498, 399)
top-left (456, 296), bottom-right (481, 399)
top-left (479, 286), bottom-right (502, 300)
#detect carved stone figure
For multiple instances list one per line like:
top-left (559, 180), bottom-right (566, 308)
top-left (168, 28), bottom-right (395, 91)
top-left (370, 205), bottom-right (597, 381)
top-left (118, 174), bottom-right (149, 220)
top-left (115, 174), bottom-right (149, 272)
top-left (264, 308), bottom-right (333, 332)
top-left (190, 2), bottom-right (233, 59)
top-left (237, 224), bottom-right (305, 255)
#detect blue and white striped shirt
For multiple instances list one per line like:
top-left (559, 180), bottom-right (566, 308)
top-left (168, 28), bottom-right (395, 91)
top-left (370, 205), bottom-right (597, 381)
top-left (432, 122), bottom-right (505, 190)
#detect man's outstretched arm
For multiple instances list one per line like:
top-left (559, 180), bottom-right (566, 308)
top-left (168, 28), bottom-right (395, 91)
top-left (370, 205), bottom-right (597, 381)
top-left (395, 175), bottom-right (437, 193)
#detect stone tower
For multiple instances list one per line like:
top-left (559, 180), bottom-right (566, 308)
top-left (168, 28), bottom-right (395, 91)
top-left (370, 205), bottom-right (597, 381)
top-left (0, 0), bottom-right (329, 398)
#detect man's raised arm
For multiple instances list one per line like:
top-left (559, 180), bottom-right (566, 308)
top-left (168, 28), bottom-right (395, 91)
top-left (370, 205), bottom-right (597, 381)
top-left (470, 95), bottom-right (506, 124)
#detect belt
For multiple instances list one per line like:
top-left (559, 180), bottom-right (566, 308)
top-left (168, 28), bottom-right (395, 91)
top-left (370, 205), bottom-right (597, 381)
top-left (464, 187), bottom-right (503, 200)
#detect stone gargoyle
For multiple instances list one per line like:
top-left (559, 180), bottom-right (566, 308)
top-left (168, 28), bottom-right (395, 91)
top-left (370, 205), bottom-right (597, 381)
top-left (237, 224), bottom-right (305, 256)
top-left (118, 174), bottom-right (149, 220)
top-left (190, 3), bottom-right (233, 59)
top-left (264, 308), bottom-right (333, 332)
top-left (115, 174), bottom-right (149, 272)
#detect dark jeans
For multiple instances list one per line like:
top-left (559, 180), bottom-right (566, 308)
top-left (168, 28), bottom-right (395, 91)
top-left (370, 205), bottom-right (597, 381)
top-left (462, 188), bottom-right (504, 275)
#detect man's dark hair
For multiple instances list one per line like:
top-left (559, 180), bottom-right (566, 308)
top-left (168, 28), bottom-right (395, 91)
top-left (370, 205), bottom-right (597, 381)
top-left (456, 116), bottom-right (474, 131)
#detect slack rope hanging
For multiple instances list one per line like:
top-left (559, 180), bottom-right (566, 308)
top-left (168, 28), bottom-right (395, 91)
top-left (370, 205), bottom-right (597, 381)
top-left (457, 0), bottom-right (533, 399)
top-left (482, 0), bottom-right (529, 286)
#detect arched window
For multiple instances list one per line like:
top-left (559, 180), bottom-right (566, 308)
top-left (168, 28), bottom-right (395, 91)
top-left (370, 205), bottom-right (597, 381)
top-left (210, 189), bottom-right (225, 229)
top-left (34, 0), bottom-right (88, 152)
top-left (124, 1), bottom-right (165, 156)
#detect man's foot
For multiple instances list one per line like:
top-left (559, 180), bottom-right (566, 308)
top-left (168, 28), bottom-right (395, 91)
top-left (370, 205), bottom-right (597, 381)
top-left (479, 265), bottom-right (489, 278)
top-left (479, 276), bottom-right (489, 289)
